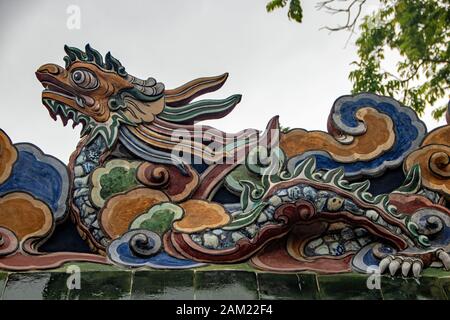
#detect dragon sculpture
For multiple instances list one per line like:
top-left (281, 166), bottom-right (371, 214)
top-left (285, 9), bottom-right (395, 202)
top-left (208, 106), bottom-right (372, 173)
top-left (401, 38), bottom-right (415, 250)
top-left (0, 44), bottom-right (449, 278)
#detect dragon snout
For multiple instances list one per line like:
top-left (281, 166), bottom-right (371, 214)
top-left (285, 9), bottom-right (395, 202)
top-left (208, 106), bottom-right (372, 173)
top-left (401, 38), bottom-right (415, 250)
top-left (35, 63), bottom-right (64, 81)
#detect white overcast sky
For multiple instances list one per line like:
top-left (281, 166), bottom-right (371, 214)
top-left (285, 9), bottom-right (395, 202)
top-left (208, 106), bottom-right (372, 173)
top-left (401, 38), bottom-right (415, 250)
top-left (0, 0), bottom-right (446, 163)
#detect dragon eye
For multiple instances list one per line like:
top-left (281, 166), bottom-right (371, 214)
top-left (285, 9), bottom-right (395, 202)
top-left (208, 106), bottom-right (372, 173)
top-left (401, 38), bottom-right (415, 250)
top-left (71, 69), bottom-right (98, 89)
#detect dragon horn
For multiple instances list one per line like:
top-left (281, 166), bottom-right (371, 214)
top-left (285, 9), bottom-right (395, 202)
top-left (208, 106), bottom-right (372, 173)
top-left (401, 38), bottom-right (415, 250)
top-left (165, 73), bottom-right (229, 107)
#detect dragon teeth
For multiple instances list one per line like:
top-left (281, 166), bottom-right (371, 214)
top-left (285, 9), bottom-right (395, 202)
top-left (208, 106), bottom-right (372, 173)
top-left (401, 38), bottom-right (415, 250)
top-left (43, 99), bottom-right (91, 131)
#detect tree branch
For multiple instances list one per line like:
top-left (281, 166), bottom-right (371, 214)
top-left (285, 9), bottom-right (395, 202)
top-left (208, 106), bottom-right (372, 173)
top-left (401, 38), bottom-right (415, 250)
top-left (316, 0), bottom-right (368, 32)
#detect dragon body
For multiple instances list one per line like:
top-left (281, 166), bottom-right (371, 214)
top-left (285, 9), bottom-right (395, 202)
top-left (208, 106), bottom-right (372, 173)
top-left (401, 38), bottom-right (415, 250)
top-left (0, 44), bottom-right (448, 277)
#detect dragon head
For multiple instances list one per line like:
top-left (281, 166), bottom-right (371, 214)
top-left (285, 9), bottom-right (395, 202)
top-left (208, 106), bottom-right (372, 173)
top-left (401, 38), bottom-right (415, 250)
top-left (36, 44), bottom-right (165, 148)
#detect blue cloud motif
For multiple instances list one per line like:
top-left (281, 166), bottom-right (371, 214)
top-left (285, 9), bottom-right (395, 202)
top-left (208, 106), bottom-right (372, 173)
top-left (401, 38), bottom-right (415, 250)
top-left (351, 243), bottom-right (396, 273)
top-left (107, 230), bottom-right (205, 269)
top-left (0, 143), bottom-right (69, 221)
top-left (287, 93), bottom-right (427, 179)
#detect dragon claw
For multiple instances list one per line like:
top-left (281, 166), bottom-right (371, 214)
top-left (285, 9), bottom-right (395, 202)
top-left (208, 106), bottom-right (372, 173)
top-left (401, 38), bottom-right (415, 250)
top-left (389, 258), bottom-right (401, 276)
top-left (436, 249), bottom-right (450, 271)
top-left (378, 255), bottom-right (423, 278)
top-left (412, 261), bottom-right (423, 278)
top-left (401, 260), bottom-right (412, 277)
top-left (379, 257), bottom-right (391, 274)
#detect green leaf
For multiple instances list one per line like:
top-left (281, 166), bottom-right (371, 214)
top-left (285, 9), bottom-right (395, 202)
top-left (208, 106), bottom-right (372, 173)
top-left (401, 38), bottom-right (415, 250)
top-left (266, 0), bottom-right (449, 119)
top-left (349, 0), bottom-right (449, 119)
top-left (266, 0), bottom-right (303, 23)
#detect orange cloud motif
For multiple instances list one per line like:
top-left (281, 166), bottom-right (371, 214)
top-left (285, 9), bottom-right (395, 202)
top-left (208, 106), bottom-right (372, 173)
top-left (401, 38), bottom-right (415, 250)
top-left (0, 192), bottom-right (53, 241)
top-left (404, 126), bottom-right (450, 196)
top-left (280, 107), bottom-right (395, 162)
top-left (0, 130), bottom-right (18, 184)
top-left (99, 187), bottom-right (169, 239)
top-left (173, 200), bottom-right (230, 233)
